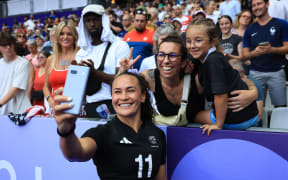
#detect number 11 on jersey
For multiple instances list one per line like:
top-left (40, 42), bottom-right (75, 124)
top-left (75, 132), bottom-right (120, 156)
top-left (135, 154), bottom-right (152, 178)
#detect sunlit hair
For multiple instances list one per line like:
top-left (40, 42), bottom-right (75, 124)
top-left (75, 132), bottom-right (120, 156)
top-left (113, 72), bottom-right (153, 123)
top-left (233, 10), bottom-right (253, 29)
top-left (27, 39), bottom-right (37, 46)
top-left (48, 20), bottom-right (79, 73)
top-left (16, 31), bottom-right (27, 40)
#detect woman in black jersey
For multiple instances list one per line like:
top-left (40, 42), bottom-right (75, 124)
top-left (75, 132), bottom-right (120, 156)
top-left (53, 72), bottom-right (166, 180)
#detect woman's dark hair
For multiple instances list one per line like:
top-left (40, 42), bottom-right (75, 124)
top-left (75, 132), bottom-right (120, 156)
top-left (39, 50), bottom-right (51, 58)
top-left (113, 72), bottom-right (153, 123)
top-left (15, 42), bottom-right (26, 56)
top-left (0, 32), bottom-right (16, 46)
top-left (158, 34), bottom-right (187, 62)
top-left (218, 15), bottom-right (233, 24)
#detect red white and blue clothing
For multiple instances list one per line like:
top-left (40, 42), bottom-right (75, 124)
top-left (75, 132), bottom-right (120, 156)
top-left (123, 29), bottom-right (154, 70)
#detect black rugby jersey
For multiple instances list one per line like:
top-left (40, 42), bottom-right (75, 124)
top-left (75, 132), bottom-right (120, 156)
top-left (82, 117), bottom-right (166, 180)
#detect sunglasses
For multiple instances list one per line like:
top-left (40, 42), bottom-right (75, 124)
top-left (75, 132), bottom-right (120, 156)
top-left (17, 35), bottom-right (26, 38)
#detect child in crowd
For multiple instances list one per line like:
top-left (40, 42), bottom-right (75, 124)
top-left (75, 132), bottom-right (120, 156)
top-left (186, 18), bottom-right (259, 136)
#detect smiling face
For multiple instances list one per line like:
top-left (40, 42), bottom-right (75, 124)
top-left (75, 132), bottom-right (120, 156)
top-left (58, 26), bottom-right (74, 49)
top-left (252, 0), bottom-right (269, 18)
top-left (112, 74), bottom-right (146, 121)
top-left (186, 25), bottom-right (214, 62)
top-left (219, 17), bottom-right (233, 35)
top-left (16, 33), bottom-right (26, 44)
top-left (157, 41), bottom-right (184, 79)
top-left (134, 14), bottom-right (147, 33)
top-left (38, 52), bottom-right (47, 67)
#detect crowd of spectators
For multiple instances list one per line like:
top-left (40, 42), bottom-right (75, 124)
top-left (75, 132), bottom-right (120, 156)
top-left (1, 0), bottom-right (288, 130)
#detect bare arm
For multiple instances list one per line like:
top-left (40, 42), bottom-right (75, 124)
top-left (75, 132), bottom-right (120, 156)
top-left (256, 100), bottom-right (264, 120)
top-left (225, 42), bottom-right (243, 60)
top-left (140, 69), bottom-right (155, 92)
top-left (83, 47), bottom-right (140, 86)
top-left (93, 70), bottom-right (115, 85)
top-left (110, 24), bottom-right (122, 33)
top-left (242, 47), bottom-right (258, 60)
top-left (54, 93), bottom-right (97, 162)
top-left (43, 56), bottom-right (54, 108)
top-left (155, 164), bottom-right (166, 180)
top-left (243, 42), bottom-right (288, 60)
top-left (214, 93), bottom-right (227, 128)
top-left (201, 94), bottom-right (227, 136)
top-left (228, 77), bottom-right (258, 112)
top-left (0, 87), bottom-right (21, 105)
top-left (28, 62), bottom-right (35, 99)
top-left (268, 41), bottom-right (288, 54)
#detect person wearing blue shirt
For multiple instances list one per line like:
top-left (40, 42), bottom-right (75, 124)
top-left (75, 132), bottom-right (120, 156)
top-left (242, 0), bottom-right (288, 108)
top-left (219, 0), bottom-right (241, 22)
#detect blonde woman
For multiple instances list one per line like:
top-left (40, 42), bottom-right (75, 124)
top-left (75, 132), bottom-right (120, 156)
top-left (43, 20), bottom-right (79, 110)
top-left (233, 10), bottom-right (253, 37)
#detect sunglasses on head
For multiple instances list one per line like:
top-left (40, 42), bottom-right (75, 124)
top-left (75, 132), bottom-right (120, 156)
top-left (135, 9), bottom-right (147, 15)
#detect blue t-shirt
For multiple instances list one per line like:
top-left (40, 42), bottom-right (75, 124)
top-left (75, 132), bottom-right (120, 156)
top-left (243, 18), bottom-right (288, 72)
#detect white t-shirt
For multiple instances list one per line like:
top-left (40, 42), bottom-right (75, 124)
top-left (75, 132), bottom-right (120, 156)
top-left (75, 40), bottom-right (130, 103)
top-left (24, 19), bottom-right (35, 30)
top-left (139, 55), bottom-right (156, 73)
top-left (206, 13), bottom-right (219, 25)
top-left (0, 56), bottom-right (31, 115)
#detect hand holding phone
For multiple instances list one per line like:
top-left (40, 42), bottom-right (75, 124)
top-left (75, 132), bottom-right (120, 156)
top-left (62, 65), bottom-right (90, 115)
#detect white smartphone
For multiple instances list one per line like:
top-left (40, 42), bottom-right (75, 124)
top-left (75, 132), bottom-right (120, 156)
top-left (62, 65), bottom-right (90, 115)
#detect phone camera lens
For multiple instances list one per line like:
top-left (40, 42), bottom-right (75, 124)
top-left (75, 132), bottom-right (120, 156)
top-left (71, 70), bottom-right (77, 74)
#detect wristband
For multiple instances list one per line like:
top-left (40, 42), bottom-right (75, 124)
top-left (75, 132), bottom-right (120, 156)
top-left (46, 95), bottom-right (51, 101)
top-left (57, 124), bottom-right (75, 137)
